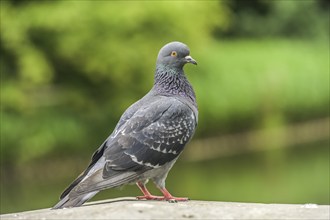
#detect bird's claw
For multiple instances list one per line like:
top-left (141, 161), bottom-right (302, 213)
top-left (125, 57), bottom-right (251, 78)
top-left (168, 199), bottom-right (178, 203)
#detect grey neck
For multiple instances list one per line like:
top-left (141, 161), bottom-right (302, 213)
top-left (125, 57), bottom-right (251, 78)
top-left (152, 64), bottom-right (197, 107)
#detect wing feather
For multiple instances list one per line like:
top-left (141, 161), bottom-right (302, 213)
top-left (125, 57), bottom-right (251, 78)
top-left (103, 97), bottom-right (197, 178)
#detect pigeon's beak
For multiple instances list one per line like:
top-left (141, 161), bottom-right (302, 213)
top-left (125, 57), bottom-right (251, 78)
top-left (185, 55), bottom-right (197, 65)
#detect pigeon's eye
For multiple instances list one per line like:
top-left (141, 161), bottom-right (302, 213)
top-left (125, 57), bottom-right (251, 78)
top-left (171, 51), bottom-right (177, 57)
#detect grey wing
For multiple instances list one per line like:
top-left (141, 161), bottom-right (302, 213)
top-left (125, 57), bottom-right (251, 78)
top-left (104, 98), bottom-right (197, 175)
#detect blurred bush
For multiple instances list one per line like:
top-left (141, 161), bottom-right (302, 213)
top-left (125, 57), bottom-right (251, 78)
top-left (219, 0), bottom-right (329, 39)
top-left (1, 0), bottom-right (226, 164)
top-left (1, 0), bottom-right (328, 167)
top-left (194, 39), bottom-right (329, 136)
top-left (1, 0), bottom-right (329, 164)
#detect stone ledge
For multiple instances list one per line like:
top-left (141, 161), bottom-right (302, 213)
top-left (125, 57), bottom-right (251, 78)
top-left (1, 197), bottom-right (329, 220)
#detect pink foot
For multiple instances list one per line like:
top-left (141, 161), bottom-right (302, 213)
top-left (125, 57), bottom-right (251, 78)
top-left (159, 188), bottom-right (189, 202)
top-left (136, 182), bottom-right (164, 200)
top-left (136, 182), bottom-right (189, 202)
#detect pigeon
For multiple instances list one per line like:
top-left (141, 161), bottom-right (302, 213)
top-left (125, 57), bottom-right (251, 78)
top-left (53, 41), bottom-right (198, 209)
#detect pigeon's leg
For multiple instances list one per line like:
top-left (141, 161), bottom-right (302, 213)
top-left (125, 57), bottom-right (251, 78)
top-left (136, 182), bottom-right (163, 200)
top-left (158, 188), bottom-right (189, 202)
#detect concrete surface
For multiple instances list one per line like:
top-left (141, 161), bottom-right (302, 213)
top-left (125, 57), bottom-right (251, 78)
top-left (1, 197), bottom-right (329, 220)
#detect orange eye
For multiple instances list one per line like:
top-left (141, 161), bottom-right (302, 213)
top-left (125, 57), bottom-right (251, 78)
top-left (171, 51), bottom-right (177, 57)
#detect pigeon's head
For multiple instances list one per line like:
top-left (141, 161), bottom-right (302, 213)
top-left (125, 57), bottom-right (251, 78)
top-left (156, 41), bottom-right (197, 69)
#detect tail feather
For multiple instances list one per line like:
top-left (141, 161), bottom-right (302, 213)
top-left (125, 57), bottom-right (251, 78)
top-left (71, 170), bottom-right (140, 197)
top-left (60, 171), bottom-right (86, 200)
top-left (52, 191), bottom-right (99, 209)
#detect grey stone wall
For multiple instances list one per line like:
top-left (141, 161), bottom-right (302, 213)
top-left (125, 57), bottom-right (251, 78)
top-left (1, 197), bottom-right (329, 220)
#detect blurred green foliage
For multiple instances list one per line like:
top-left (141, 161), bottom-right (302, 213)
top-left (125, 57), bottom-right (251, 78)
top-left (1, 0), bottom-right (226, 163)
top-left (1, 0), bottom-right (328, 164)
top-left (196, 39), bottom-right (329, 135)
top-left (221, 0), bottom-right (329, 39)
top-left (0, 0), bottom-right (329, 213)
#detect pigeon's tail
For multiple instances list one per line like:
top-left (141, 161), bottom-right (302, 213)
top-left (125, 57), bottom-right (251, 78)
top-left (52, 191), bottom-right (99, 209)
